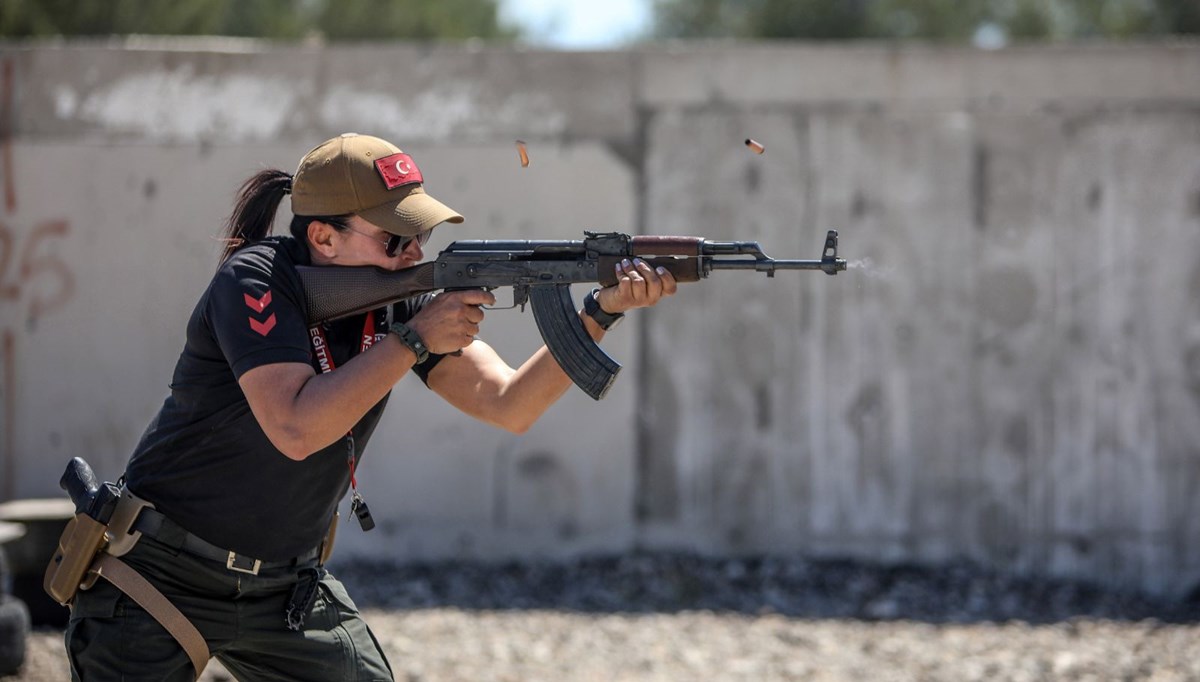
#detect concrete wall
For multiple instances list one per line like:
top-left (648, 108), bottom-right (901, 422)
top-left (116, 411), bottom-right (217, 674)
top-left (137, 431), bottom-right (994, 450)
top-left (1, 39), bottom-right (1197, 596)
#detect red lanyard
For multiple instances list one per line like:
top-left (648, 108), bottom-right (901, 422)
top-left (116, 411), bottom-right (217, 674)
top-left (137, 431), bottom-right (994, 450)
top-left (308, 311), bottom-right (378, 490)
top-left (309, 311), bottom-right (378, 374)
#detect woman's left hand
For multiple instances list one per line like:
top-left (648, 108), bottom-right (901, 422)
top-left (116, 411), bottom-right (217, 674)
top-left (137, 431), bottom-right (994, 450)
top-left (595, 258), bottom-right (678, 314)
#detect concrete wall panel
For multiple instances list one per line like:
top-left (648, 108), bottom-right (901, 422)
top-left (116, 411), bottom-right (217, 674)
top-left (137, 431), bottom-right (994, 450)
top-left (636, 93), bottom-right (1200, 594)
top-left (641, 43), bottom-right (1200, 109)
top-left (1, 142), bottom-right (298, 490)
top-left (16, 43), bottom-right (636, 144)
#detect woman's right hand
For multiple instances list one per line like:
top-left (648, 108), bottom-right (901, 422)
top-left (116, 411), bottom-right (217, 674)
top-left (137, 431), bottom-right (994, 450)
top-left (405, 289), bottom-right (497, 355)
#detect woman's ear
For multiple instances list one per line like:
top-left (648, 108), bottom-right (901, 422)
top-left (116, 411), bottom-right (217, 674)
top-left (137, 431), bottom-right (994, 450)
top-left (307, 220), bottom-right (338, 260)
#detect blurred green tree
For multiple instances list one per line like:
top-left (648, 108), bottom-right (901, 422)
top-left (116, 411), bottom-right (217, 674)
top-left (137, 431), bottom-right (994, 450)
top-left (0, 0), bottom-right (518, 40)
top-left (651, 0), bottom-right (1200, 42)
top-left (315, 0), bottom-right (516, 41)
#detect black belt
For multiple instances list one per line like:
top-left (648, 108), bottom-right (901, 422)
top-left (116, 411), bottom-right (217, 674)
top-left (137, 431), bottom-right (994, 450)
top-left (131, 508), bottom-right (320, 575)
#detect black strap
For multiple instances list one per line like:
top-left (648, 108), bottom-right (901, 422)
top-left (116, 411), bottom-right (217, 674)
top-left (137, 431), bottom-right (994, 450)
top-left (285, 567), bottom-right (321, 631)
top-left (132, 508), bottom-right (318, 572)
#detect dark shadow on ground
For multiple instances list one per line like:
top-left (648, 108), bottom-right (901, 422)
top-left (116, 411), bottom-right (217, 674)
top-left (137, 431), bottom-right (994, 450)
top-left (328, 552), bottom-right (1200, 625)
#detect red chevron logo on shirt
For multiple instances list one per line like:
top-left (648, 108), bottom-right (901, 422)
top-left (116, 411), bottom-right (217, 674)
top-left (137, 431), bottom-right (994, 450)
top-left (244, 290), bottom-right (272, 313)
top-left (249, 313), bottom-right (277, 336)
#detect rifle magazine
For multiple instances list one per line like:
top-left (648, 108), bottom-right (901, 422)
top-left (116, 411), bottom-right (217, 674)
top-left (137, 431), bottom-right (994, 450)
top-left (528, 284), bottom-right (621, 400)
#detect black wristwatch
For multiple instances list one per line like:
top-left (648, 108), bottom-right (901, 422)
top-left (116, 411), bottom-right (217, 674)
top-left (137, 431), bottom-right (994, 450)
top-left (389, 322), bottom-right (430, 363)
top-left (583, 288), bottom-right (624, 331)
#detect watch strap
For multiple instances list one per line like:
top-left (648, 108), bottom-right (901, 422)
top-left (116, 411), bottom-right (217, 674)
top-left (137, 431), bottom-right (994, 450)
top-left (583, 288), bottom-right (624, 330)
top-left (389, 322), bottom-right (430, 364)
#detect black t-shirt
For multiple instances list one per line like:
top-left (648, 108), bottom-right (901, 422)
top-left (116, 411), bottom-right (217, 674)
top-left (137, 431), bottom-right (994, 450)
top-left (125, 236), bottom-right (442, 560)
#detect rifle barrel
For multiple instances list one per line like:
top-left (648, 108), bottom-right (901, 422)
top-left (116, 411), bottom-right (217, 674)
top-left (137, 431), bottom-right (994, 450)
top-left (708, 257), bottom-right (847, 274)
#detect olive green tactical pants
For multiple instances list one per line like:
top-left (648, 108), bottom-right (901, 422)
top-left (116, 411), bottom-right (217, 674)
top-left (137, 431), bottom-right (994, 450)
top-left (64, 535), bottom-right (393, 681)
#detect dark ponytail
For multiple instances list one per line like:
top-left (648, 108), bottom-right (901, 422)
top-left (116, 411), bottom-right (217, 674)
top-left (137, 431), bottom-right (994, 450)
top-left (219, 169), bottom-right (293, 263)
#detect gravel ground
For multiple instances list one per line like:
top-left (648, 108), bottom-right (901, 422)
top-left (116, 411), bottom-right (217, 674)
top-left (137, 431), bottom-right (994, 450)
top-left (6, 553), bottom-right (1199, 682)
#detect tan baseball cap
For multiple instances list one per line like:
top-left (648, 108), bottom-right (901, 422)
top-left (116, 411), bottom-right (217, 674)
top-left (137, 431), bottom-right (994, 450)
top-left (291, 133), bottom-right (464, 237)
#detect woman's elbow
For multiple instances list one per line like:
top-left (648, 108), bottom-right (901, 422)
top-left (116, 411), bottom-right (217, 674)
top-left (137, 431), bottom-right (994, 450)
top-left (275, 439), bottom-right (314, 462)
top-left (277, 443), bottom-right (313, 461)
top-left (502, 418), bottom-right (533, 436)
top-left (488, 405), bottom-right (537, 435)
top-left (262, 423), bottom-right (318, 461)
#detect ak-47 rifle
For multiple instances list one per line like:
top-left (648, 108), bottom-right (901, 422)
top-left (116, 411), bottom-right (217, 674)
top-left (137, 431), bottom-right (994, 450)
top-left (297, 230), bottom-right (847, 400)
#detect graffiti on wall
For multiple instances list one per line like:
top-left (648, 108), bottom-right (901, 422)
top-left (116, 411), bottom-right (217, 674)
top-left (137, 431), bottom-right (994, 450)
top-left (1, 58), bottom-right (76, 498)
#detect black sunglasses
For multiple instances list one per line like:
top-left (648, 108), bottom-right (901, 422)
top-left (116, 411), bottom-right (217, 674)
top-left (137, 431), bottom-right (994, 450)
top-left (384, 229), bottom-right (433, 257)
top-left (345, 225), bottom-right (434, 257)
top-left (381, 230), bottom-right (429, 259)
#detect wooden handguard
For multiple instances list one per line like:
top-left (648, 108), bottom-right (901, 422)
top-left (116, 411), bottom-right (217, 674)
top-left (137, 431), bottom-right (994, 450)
top-left (595, 237), bottom-right (705, 287)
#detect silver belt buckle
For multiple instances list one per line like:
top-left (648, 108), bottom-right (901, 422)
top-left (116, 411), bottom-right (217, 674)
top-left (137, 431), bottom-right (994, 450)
top-left (226, 551), bottom-right (263, 575)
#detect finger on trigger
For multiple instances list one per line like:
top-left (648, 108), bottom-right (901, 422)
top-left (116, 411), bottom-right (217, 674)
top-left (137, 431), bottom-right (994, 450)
top-left (461, 289), bottom-right (495, 306)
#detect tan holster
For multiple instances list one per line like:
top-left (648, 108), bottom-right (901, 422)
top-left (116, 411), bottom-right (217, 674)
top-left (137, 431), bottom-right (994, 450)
top-left (44, 490), bottom-right (210, 680)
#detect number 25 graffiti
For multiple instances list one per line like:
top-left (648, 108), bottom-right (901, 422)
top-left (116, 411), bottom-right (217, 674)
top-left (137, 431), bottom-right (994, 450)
top-left (0, 220), bottom-right (75, 322)
top-left (1, 55), bottom-right (78, 497)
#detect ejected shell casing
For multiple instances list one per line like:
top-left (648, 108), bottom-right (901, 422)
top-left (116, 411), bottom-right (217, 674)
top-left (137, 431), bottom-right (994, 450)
top-left (745, 138), bottom-right (765, 154)
top-left (516, 140), bottom-right (530, 167)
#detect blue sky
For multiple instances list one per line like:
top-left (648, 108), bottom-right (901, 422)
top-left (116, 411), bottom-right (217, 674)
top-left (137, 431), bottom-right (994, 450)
top-left (498, 0), bottom-right (653, 49)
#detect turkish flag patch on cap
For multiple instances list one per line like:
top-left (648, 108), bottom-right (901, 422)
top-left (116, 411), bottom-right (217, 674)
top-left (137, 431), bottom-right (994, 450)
top-left (375, 152), bottom-right (424, 190)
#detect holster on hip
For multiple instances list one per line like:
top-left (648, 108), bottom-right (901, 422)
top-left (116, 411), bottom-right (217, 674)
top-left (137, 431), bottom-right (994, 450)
top-left (43, 512), bottom-right (108, 606)
top-left (44, 487), bottom-right (155, 604)
top-left (42, 459), bottom-right (210, 680)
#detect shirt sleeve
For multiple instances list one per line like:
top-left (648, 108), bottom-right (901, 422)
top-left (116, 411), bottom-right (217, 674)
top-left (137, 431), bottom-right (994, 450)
top-left (207, 246), bottom-right (313, 379)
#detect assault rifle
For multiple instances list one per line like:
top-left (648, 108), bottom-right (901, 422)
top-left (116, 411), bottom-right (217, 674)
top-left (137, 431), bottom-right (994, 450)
top-left (297, 230), bottom-right (847, 400)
